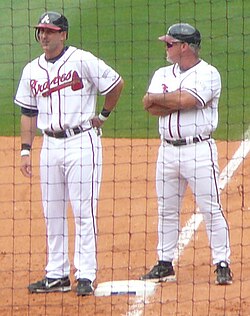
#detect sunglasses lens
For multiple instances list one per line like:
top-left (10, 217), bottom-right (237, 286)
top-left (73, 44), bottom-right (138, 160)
top-left (167, 42), bottom-right (173, 48)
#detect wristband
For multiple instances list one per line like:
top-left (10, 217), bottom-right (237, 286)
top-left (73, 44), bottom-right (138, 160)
top-left (21, 149), bottom-right (30, 157)
top-left (98, 113), bottom-right (109, 121)
top-left (101, 108), bottom-right (111, 118)
top-left (98, 107), bottom-right (111, 121)
top-left (21, 143), bottom-right (31, 151)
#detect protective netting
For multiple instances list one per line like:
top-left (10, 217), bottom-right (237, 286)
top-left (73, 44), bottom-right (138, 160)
top-left (0, 0), bottom-right (250, 315)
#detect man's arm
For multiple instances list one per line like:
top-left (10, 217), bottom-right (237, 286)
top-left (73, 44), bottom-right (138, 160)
top-left (143, 90), bottom-right (199, 116)
top-left (144, 103), bottom-right (176, 116)
top-left (20, 114), bottom-right (37, 177)
top-left (103, 78), bottom-right (124, 112)
top-left (92, 78), bottom-right (124, 127)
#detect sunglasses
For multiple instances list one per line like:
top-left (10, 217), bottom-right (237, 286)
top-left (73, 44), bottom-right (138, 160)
top-left (166, 41), bottom-right (183, 48)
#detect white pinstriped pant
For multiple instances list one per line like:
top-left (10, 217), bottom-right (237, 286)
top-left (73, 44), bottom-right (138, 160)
top-left (40, 128), bottom-right (102, 281)
top-left (156, 138), bottom-right (231, 265)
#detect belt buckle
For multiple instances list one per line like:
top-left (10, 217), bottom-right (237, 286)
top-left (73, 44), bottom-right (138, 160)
top-left (73, 126), bottom-right (81, 134)
top-left (66, 126), bottom-right (82, 137)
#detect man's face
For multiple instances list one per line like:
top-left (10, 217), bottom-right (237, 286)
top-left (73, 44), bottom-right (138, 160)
top-left (165, 41), bottom-right (184, 64)
top-left (37, 28), bottom-right (66, 56)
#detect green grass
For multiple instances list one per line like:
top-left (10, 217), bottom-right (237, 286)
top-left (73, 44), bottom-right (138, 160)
top-left (0, 0), bottom-right (249, 139)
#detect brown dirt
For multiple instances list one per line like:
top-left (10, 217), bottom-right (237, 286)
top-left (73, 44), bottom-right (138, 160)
top-left (0, 136), bottom-right (249, 316)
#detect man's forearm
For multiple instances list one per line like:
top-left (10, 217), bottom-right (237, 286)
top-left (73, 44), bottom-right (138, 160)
top-left (146, 104), bottom-right (176, 116)
top-left (144, 90), bottom-right (198, 111)
top-left (20, 114), bottom-right (37, 147)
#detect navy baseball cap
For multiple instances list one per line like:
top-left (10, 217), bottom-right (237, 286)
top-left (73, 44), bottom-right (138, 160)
top-left (159, 23), bottom-right (201, 46)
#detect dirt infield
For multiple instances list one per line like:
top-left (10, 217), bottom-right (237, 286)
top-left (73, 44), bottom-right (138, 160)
top-left (0, 136), bottom-right (250, 316)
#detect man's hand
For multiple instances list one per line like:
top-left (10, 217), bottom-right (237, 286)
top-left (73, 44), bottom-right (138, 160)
top-left (20, 156), bottom-right (32, 177)
top-left (143, 93), bottom-right (175, 116)
top-left (142, 93), bottom-right (155, 111)
top-left (91, 116), bottom-right (105, 129)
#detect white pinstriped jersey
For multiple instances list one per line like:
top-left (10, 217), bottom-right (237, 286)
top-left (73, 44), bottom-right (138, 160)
top-left (147, 59), bottom-right (221, 140)
top-left (14, 46), bottom-right (121, 131)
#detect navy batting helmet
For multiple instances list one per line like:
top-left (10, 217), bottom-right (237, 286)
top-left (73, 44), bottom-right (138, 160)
top-left (159, 23), bottom-right (201, 47)
top-left (35, 11), bottom-right (69, 41)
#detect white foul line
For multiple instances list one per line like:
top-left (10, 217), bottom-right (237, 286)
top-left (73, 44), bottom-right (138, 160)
top-left (126, 135), bottom-right (250, 316)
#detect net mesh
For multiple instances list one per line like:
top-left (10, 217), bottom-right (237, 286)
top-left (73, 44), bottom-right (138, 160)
top-left (0, 0), bottom-right (250, 315)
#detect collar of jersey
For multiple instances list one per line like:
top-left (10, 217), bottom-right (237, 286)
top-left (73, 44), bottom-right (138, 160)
top-left (46, 46), bottom-right (69, 63)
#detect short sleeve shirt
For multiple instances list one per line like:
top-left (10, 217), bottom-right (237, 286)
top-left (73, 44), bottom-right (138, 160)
top-left (14, 46), bottom-right (121, 131)
top-left (147, 60), bottom-right (221, 139)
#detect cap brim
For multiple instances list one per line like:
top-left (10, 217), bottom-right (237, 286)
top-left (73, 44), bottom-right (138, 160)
top-left (158, 35), bottom-right (174, 43)
top-left (35, 23), bottom-right (61, 31)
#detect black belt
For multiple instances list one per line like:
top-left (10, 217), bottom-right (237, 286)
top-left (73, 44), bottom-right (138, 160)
top-left (164, 136), bottom-right (210, 146)
top-left (44, 126), bottom-right (91, 138)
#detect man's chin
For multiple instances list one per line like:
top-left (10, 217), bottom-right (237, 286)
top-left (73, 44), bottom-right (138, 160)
top-left (40, 43), bottom-right (49, 49)
top-left (166, 57), bottom-right (173, 64)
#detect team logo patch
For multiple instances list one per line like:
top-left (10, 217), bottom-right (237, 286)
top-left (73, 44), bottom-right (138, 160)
top-left (162, 83), bottom-right (168, 93)
top-left (102, 68), bottom-right (111, 79)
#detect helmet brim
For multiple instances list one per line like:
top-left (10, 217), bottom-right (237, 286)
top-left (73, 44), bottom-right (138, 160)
top-left (35, 23), bottom-right (61, 31)
top-left (158, 35), bottom-right (179, 43)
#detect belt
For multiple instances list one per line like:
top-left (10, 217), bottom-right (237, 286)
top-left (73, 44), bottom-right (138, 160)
top-left (164, 135), bottom-right (210, 146)
top-left (44, 126), bottom-right (91, 138)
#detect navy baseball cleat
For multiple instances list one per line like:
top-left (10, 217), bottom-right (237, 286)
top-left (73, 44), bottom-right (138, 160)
top-left (214, 261), bottom-right (233, 285)
top-left (140, 261), bottom-right (176, 282)
top-left (28, 276), bottom-right (71, 293)
top-left (76, 278), bottom-right (94, 296)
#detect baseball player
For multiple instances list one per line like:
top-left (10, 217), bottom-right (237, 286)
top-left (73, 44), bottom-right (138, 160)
top-left (14, 11), bottom-right (124, 295)
top-left (140, 23), bottom-right (233, 285)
